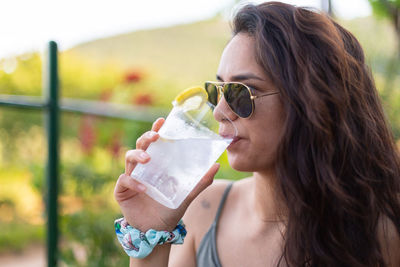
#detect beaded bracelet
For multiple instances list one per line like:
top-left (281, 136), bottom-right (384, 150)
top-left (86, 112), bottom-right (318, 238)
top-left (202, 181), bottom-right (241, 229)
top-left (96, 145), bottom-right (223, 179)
top-left (114, 217), bottom-right (187, 259)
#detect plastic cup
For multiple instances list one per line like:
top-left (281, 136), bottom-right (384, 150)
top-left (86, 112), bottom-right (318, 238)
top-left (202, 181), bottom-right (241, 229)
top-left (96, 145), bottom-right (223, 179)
top-left (130, 89), bottom-right (237, 209)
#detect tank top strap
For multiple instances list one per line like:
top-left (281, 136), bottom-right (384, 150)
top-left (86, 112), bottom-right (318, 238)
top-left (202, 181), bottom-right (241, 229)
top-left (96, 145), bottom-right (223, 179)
top-left (196, 182), bottom-right (234, 267)
top-left (213, 182), bottom-right (234, 223)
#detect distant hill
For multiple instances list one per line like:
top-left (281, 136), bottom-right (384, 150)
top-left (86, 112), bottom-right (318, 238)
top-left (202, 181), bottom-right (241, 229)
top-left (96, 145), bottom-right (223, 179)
top-left (65, 17), bottom-right (232, 88)
top-left (66, 15), bottom-right (397, 87)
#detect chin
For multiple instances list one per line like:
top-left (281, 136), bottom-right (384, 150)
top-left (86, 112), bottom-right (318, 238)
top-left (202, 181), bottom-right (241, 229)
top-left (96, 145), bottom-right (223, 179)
top-left (227, 152), bottom-right (256, 172)
top-left (227, 151), bottom-right (276, 173)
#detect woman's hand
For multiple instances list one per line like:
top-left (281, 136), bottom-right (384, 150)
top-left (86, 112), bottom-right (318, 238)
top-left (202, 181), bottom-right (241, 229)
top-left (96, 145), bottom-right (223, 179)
top-left (114, 117), bottom-right (220, 232)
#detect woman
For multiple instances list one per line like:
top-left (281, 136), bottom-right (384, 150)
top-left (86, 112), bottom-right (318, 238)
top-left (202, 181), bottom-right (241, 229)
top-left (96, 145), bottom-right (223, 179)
top-left (114, 2), bottom-right (400, 266)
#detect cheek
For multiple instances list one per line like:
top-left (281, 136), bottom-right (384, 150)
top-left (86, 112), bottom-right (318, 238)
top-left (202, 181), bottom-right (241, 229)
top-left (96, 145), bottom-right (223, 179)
top-left (227, 101), bottom-right (285, 171)
top-left (250, 127), bottom-right (280, 166)
top-left (226, 126), bottom-right (281, 172)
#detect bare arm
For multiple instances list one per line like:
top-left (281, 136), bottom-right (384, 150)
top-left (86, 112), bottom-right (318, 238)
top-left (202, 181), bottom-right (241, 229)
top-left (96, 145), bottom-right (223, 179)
top-left (128, 198), bottom-right (200, 267)
top-left (114, 118), bottom-right (219, 267)
top-left (130, 245), bottom-right (171, 267)
top-left (167, 210), bottom-right (198, 267)
top-left (120, 166), bottom-right (218, 267)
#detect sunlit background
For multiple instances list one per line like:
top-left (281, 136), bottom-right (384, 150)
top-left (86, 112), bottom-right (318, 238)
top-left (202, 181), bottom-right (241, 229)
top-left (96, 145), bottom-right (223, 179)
top-left (0, 0), bottom-right (399, 266)
top-left (0, 0), bottom-right (371, 59)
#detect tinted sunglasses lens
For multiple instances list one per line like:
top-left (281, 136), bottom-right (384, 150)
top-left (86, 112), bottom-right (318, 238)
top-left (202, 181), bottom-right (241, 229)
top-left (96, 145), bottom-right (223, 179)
top-left (205, 83), bottom-right (218, 106)
top-left (224, 83), bottom-right (252, 118)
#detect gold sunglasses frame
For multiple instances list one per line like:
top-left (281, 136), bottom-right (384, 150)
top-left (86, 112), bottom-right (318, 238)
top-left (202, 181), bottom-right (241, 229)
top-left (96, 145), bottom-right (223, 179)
top-left (205, 81), bottom-right (280, 118)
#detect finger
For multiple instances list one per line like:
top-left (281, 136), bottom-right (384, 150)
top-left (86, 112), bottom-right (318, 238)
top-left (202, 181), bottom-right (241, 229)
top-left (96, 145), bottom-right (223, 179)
top-left (125, 149), bottom-right (151, 175)
top-left (181, 163), bottom-right (220, 208)
top-left (114, 173), bottom-right (146, 196)
top-left (136, 131), bottom-right (160, 150)
top-left (135, 117), bottom-right (165, 151)
top-left (152, 117), bottom-right (165, 132)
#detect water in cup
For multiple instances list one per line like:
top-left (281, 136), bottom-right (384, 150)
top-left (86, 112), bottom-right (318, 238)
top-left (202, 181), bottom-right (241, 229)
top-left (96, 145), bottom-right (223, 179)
top-left (131, 87), bottom-right (236, 209)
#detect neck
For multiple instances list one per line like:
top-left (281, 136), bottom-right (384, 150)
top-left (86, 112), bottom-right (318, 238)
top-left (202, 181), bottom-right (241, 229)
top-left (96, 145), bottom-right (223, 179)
top-left (251, 170), bottom-right (288, 223)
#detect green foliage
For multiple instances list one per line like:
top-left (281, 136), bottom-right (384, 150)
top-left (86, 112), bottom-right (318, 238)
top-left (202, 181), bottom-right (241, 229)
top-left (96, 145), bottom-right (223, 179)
top-left (0, 223), bottom-right (44, 253)
top-left (0, 109), bottom-right (43, 164)
top-left (0, 53), bottom-right (42, 95)
top-left (339, 17), bottom-right (397, 72)
top-left (60, 209), bottom-right (129, 267)
top-left (369, 0), bottom-right (400, 18)
top-left (366, 1), bottom-right (400, 138)
top-left (0, 167), bottom-right (45, 253)
top-left (59, 53), bottom-right (122, 100)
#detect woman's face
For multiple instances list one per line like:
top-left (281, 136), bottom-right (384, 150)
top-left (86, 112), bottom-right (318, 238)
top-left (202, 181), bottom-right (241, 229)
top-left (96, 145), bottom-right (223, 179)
top-left (214, 33), bottom-right (285, 173)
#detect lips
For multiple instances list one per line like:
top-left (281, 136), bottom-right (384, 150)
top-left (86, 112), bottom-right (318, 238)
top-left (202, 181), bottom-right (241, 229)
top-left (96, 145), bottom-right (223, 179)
top-left (219, 133), bottom-right (242, 148)
top-left (230, 136), bottom-right (241, 144)
top-left (227, 136), bottom-right (242, 148)
top-left (219, 133), bottom-right (236, 139)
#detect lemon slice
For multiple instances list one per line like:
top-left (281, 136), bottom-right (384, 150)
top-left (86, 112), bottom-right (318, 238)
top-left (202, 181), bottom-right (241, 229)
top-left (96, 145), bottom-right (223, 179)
top-left (173, 86), bottom-right (208, 111)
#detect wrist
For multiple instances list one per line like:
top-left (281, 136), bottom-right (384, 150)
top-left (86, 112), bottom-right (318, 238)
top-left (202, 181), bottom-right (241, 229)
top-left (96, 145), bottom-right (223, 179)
top-left (123, 218), bottom-right (173, 232)
top-left (115, 217), bottom-right (187, 259)
top-left (129, 244), bottom-right (171, 267)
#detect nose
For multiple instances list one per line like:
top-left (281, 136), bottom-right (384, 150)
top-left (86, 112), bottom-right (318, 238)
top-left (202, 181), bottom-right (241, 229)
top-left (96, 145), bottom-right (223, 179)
top-left (213, 95), bottom-right (238, 123)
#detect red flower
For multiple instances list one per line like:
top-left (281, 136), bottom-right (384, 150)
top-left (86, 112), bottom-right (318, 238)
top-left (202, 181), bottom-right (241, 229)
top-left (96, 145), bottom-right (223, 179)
top-left (78, 116), bottom-right (96, 154)
top-left (109, 132), bottom-right (122, 158)
top-left (124, 70), bottom-right (142, 83)
top-left (133, 93), bottom-right (154, 106)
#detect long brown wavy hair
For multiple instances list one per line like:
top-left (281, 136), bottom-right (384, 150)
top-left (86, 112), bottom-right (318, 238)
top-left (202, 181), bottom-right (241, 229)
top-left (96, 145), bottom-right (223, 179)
top-left (232, 2), bottom-right (400, 266)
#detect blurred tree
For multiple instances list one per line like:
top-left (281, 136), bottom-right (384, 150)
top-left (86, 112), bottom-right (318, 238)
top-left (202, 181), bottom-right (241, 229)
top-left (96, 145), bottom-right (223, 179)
top-left (363, 0), bottom-right (400, 142)
top-left (368, 0), bottom-right (399, 54)
top-left (368, 0), bottom-right (400, 115)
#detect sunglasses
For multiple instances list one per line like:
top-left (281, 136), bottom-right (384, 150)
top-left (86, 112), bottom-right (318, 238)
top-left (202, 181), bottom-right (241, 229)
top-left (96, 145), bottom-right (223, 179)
top-left (204, 81), bottom-right (280, 118)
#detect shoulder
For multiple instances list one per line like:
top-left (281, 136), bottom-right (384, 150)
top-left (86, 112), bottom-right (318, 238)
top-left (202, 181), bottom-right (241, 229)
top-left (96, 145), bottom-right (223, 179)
top-left (184, 178), bottom-right (233, 225)
top-left (168, 179), bottom-right (236, 266)
top-left (182, 179), bottom-right (233, 247)
top-left (377, 215), bottom-right (400, 266)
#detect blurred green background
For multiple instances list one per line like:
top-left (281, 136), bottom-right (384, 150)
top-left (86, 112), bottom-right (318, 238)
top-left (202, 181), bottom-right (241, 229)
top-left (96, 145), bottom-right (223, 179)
top-left (0, 1), bottom-right (400, 266)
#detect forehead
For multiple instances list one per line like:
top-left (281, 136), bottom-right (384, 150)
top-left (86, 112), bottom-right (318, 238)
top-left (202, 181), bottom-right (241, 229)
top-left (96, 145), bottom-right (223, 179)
top-left (217, 33), bottom-right (266, 81)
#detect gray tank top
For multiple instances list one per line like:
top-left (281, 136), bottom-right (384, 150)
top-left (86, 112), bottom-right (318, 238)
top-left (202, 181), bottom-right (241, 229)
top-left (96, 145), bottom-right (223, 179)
top-left (196, 182), bottom-right (233, 267)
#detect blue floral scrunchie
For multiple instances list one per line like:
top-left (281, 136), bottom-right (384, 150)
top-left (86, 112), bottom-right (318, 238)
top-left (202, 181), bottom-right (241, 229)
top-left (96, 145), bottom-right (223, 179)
top-left (114, 217), bottom-right (187, 259)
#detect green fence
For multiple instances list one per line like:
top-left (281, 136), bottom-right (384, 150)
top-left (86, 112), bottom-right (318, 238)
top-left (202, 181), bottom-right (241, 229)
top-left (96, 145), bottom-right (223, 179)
top-left (0, 41), bottom-right (166, 267)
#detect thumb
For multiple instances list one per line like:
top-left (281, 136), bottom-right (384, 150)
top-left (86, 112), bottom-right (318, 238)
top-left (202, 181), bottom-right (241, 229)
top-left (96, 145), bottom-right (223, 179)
top-left (181, 163), bottom-right (220, 208)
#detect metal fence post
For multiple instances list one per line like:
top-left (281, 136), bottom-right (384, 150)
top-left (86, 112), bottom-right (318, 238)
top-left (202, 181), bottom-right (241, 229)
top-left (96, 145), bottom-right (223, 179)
top-left (45, 40), bottom-right (59, 267)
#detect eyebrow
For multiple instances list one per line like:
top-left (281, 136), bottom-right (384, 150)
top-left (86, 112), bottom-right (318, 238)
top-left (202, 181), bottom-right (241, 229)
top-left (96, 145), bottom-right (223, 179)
top-left (216, 73), bottom-right (266, 82)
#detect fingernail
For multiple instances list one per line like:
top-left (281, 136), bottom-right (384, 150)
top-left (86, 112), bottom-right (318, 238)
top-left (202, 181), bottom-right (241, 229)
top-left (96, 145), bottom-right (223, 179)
top-left (148, 131), bottom-right (157, 138)
top-left (140, 152), bottom-right (149, 159)
top-left (137, 184), bottom-right (146, 192)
